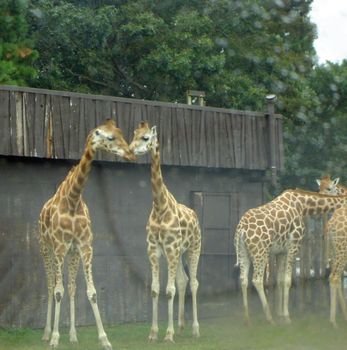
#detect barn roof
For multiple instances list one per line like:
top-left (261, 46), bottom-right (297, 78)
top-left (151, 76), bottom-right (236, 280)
top-left (0, 85), bottom-right (284, 171)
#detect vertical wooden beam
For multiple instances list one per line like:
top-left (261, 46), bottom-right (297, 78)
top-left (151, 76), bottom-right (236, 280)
top-left (266, 94), bottom-right (278, 189)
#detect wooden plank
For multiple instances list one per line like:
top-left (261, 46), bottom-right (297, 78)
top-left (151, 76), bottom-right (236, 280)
top-left (51, 95), bottom-right (64, 158)
top-left (0, 91), bottom-right (10, 155)
top-left (213, 112), bottom-right (220, 168)
top-left (33, 93), bottom-right (46, 157)
top-left (69, 96), bottom-right (80, 159)
top-left (78, 97), bottom-right (86, 156)
top-left (199, 110), bottom-right (207, 166)
top-left (176, 107), bottom-right (189, 166)
top-left (24, 93), bottom-right (35, 157)
top-left (231, 115), bottom-right (242, 168)
top-left (12, 91), bottom-right (23, 156)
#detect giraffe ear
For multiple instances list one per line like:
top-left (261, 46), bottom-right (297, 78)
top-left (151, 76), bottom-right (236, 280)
top-left (316, 179), bottom-right (321, 187)
top-left (333, 178), bottom-right (340, 186)
top-left (139, 121), bottom-right (149, 128)
top-left (105, 119), bottom-right (117, 127)
top-left (151, 125), bottom-right (157, 137)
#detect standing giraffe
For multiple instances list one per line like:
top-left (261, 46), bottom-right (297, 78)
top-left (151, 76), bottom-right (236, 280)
top-left (316, 175), bottom-right (347, 267)
top-left (39, 119), bottom-right (135, 349)
top-left (129, 122), bottom-right (201, 342)
top-left (234, 189), bottom-right (347, 325)
top-left (317, 175), bottom-right (347, 327)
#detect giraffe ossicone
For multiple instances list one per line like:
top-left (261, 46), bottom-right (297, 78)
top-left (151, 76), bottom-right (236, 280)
top-left (38, 119), bottom-right (135, 350)
top-left (130, 122), bottom-right (201, 343)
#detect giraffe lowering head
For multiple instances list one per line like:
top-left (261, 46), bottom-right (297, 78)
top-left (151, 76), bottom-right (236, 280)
top-left (316, 175), bottom-right (340, 195)
top-left (90, 119), bottom-right (136, 160)
top-left (129, 121), bottom-right (157, 156)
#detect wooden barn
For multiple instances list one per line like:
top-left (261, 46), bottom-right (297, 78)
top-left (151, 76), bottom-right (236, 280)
top-left (0, 85), bottom-right (284, 328)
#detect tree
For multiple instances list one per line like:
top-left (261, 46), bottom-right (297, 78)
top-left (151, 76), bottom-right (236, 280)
top-left (0, 0), bottom-right (37, 85)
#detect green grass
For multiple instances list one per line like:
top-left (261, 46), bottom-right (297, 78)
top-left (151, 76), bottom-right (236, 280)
top-left (1, 312), bottom-right (347, 350)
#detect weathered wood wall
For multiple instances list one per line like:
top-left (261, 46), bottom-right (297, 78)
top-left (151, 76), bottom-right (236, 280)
top-left (0, 85), bottom-right (284, 329)
top-left (0, 157), bottom-right (264, 328)
top-left (0, 85), bottom-right (284, 171)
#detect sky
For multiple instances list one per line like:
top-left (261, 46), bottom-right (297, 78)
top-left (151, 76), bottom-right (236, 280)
top-left (310, 0), bottom-right (347, 64)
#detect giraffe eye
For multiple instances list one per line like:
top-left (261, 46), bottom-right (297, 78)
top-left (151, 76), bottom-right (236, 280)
top-left (142, 136), bottom-right (149, 141)
top-left (107, 136), bottom-right (115, 141)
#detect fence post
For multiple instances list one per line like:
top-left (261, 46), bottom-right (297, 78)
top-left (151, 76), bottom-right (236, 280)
top-left (266, 94), bottom-right (278, 190)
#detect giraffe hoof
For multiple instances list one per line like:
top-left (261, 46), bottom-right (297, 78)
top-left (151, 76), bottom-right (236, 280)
top-left (330, 321), bottom-right (338, 329)
top-left (192, 325), bottom-right (200, 338)
top-left (164, 331), bottom-right (175, 343)
top-left (148, 330), bottom-right (158, 342)
top-left (42, 328), bottom-right (51, 341)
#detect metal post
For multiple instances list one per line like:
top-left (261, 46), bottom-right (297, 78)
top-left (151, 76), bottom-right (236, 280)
top-left (266, 94), bottom-right (277, 189)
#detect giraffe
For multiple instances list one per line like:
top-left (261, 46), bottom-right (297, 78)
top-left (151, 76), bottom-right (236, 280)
top-left (129, 122), bottom-right (201, 342)
top-left (39, 119), bottom-right (135, 349)
top-left (316, 175), bottom-right (345, 195)
top-left (234, 188), bottom-right (347, 325)
top-left (316, 175), bottom-right (347, 267)
top-left (317, 175), bottom-right (347, 327)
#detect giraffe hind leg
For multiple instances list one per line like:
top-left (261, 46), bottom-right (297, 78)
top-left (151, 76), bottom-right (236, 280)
top-left (187, 247), bottom-right (200, 338)
top-left (252, 258), bottom-right (274, 325)
top-left (176, 258), bottom-right (188, 334)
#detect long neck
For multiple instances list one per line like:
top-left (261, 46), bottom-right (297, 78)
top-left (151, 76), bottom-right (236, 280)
top-left (150, 143), bottom-right (169, 211)
top-left (337, 184), bottom-right (347, 195)
top-left (288, 191), bottom-right (347, 216)
top-left (65, 142), bottom-right (96, 207)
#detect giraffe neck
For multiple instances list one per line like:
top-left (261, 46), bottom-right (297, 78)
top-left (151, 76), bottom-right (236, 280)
top-left (287, 190), bottom-right (347, 216)
top-left (64, 140), bottom-right (96, 209)
top-left (337, 185), bottom-right (347, 195)
top-left (150, 144), bottom-right (169, 212)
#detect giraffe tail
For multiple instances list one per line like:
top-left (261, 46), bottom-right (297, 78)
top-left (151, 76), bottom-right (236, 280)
top-left (234, 227), bottom-right (244, 268)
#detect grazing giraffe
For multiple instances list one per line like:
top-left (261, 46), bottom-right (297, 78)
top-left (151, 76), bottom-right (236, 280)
top-left (39, 119), bottom-right (135, 349)
top-left (317, 175), bottom-right (347, 327)
top-left (129, 122), bottom-right (201, 342)
top-left (234, 189), bottom-right (347, 325)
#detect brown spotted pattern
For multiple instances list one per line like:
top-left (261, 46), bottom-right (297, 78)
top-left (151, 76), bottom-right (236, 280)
top-left (38, 119), bottom-right (134, 350)
top-left (317, 175), bottom-right (347, 327)
top-left (130, 122), bottom-right (201, 343)
top-left (234, 189), bottom-right (347, 325)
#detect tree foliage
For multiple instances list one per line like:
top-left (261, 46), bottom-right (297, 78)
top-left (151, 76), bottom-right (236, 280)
top-left (4, 0), bottom-right (346, 190)
top-left (0, 0), bottom-right (37, 85)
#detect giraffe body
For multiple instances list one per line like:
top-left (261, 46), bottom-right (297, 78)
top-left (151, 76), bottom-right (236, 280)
top-left (130, 122), bottom-right (201, 342)
top-left (39, 119), bottom-right (135, 349)
top-left (235, 189), bottom-right (347, 325)
top-left (317, 175), bottom-right (347, 327)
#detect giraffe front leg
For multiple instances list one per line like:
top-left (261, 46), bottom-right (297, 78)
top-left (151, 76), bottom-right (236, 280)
top-left (67, 250), bottom-right (80, 343)
top-left (148, 244), bottom-right (161, 342)
top-left (80, 245), bottom-right (112, 350)
top-left (50, 253), bottom-right (66, 348)
top-left (164, 251), bottom-right (179, 343)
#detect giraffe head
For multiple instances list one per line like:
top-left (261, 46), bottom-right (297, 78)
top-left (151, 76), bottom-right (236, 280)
top-left (129, 121), bottom-right (158, 156)
top-left (316, 175), bottom-right (340, 195)
top-left (90, 119), bottom-right (136, 160)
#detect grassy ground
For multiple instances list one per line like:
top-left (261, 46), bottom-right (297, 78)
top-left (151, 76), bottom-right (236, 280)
top-left (2, 311), bottom-right (347, 350)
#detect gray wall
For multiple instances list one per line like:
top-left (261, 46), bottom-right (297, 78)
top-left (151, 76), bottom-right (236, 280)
top-left (0, 156), bottom-right (264, 328)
